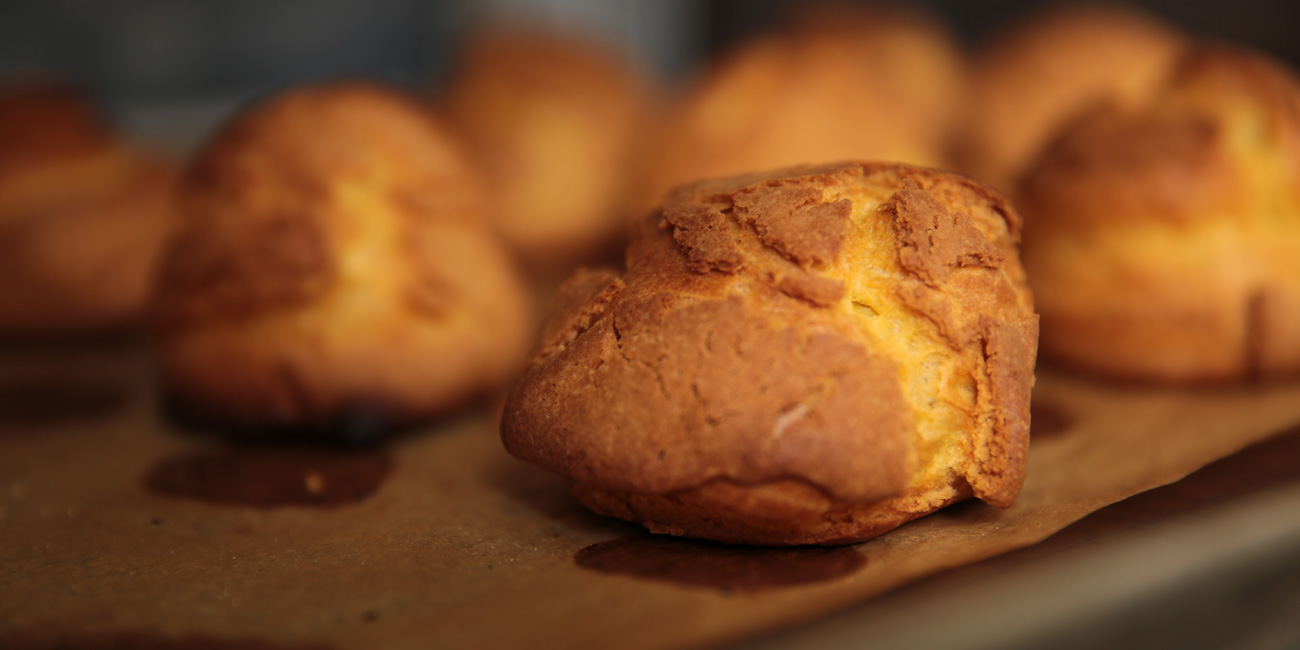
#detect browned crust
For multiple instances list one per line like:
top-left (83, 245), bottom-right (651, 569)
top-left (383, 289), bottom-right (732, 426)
top-left (443, 29), bottom-right (644, 112)
top-left (530, 268), bottom-right (625, 365)
top-left (573, 478), bottom-right (972, 547)
top-left (440, 29), bottom-right (651, 268)
top-left (0, 82), bottom-right (111, 178)
top-left (502, 161), bottom-right (1037, 544)
top-left (733, 185), bottom-right (850, 267)
top-left (876, 170), bottom-right (1036, 507)
top-left (156, 207), bottom-right (334, 326)
top-left (1024, 45), bottom-right (1300, 228)
top-left (0, 82), bottom-right (178, 333)
top-left (885, 179), bottom-right (1006, 285)
top-left (154, 82), bottom-right (532, 429)
top-left (502, 290), bottom-right (914, 502)
top-left (1019, 45), bottom-right (1300, 381)
top-left (630, 6), bottom-right (965, 217)
top-left (156, 82), bottom-right (488, 328)
top-left (956, 4), bottom-right (1189, 190)
top-left (661, 201), bottom-right (745, 274)
top-left (157, 218), bottom-right (532, 430)
top-left (973, 317), bottom-right (1038, 506)
top-left (1018, 110), bottom-right (1230, 230)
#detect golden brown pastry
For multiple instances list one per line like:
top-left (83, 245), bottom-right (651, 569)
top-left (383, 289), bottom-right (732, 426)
top-left (1019, 46), bottom-right (1300, 382)
top-left (632, 6), bottom-right (966, 218)
top-left (154, 82), bottom-right (533, 434)
top-left (503, 162), bottom-right (1037, 545)
top-left (0, 82), bottom-right (175, 334)
top-left (957, 4), bottom-right (1187, 191)
top-left (441, 29), bottom-right (652, 270)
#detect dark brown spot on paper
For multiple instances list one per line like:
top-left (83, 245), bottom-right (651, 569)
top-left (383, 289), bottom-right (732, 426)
top-left (143, 446), bottom-right (393, 508)
top-left (575, 535), bottom-right (865, 591)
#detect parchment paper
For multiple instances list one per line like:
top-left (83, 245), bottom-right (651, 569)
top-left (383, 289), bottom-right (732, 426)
top-left (3, 344), bottom-right (1300, 650)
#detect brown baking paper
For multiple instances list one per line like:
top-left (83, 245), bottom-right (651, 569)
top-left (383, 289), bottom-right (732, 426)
top-left (3, 345), bottom-right (1300, 650)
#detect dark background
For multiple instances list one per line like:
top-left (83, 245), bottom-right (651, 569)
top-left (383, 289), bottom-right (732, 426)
top-left (2, 0), bottom-right (1297, 143)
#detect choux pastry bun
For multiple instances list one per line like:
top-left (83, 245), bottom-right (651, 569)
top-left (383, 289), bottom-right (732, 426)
top-left (503, 162), bottom-right (1037, 545)
top-left (632, 6), bottom-right (966, 217)
top-left (1019, 46), bottom-right (1300, 382)
top-left (957, 4), bottom-right (1187, 191)
top-left (441, 29), bottom-right (652, 270)
top-left (154, 82), bottom-right (533, 436)
top-left (0, 81), bottom-right (176, 334)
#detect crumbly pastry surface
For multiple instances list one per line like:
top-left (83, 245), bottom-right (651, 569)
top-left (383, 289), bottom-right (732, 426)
top-left (0, 82), bottom-right (175, 333)
top-left (503, 162), bottom-right (1038, 545)
top-left (1020, 46), bottom-right (1300, 382)
top-left (155, 82), bottom-right (532, 433)
top-left (442, 30), bottom-right (651, 269)
top-left (632, 7), bottom-right (965, 218)
top-left (957, 4), bottom-right (1187, 192)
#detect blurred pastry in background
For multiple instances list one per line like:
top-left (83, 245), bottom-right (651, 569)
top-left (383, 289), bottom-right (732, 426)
top-left (440, 29), bottom-right (654, 272)
top-left (0, 81), bottom-right (176, 335)
top-left (154, 82), bottom-right (533, 437)
top-left (956, 4), bottom-right (1188, 192)
top-left (631, 5), bottom-right (965, 218)
top-left (503, 162), bottom-right (1037, 545)
top-left (1019, 45), bottom-right (1300, 382)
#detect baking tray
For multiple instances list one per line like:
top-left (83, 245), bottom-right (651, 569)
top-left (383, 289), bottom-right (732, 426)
top-left (3, 339), bottom-right (1300, 649)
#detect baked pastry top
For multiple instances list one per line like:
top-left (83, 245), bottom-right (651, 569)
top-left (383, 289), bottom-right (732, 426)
top-left (0, 82), bottom-right (175, 333)
top-left (441, 29), bottom-right (652, 270)
top-left (1019, 45), bottom-right (1300, 381)
top-left (957, 4), bottom-right (1187, 191)
top-left (503, 162), bottom-right (1037, 545)
top-left (155, 82), bottom-right (533, 434)
top-left (632, 7), bottom-right (966, 218)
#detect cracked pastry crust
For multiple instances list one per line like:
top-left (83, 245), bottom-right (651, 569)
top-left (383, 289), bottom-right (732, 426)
top-left (0, 82), bottom-right (176, 334)
top-left (1019, 46), bottom-right (1300, 382)
top-left (502, 162), bottom-right (1038, 545)
top-left (154, 82), bottom-right (533, 433)
top-left (631, 6), bottom-right (965, 218)
top-left (441, 29), bottom-right (652, 270)
top-left (956, 4), bottom-right (1186, 192)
